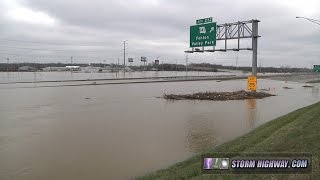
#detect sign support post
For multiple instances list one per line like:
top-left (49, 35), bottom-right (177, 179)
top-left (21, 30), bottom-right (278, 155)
top-left (252, 20), bottom-right (259, 77)
top-left (251, 20), bottom-right (259, 91)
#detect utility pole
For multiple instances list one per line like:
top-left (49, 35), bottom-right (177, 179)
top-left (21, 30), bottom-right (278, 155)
top-left (117, 58), bottom-right (120, 72)
top-left (176, 59), bottom-right (178, 76)
top-left (123, 40), bottom-right (128, 72)
top-left (259, 58), bottom-right (262, 73)
top-left (236, 55), bottom-right (238, 71)
top-left (156, 56), bottom-right (160, 71)
top-left (6, 58), bottom-right (9, 72)
top-left (185, 53), bottom-right (188, 76)
top-left (161, 61), bottom-right (163, 71)
top-left (123, 41), bottom-right (126, 72)
top-left (176, 59), bottom-right (178, 72)
top-left (70, 56), bottom-right (73, 73)
top-left (17, 59), bottom-right (20, 73)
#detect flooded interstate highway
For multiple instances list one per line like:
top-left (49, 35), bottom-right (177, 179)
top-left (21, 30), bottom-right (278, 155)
top-left (0, 77), bottom-right (319, 179)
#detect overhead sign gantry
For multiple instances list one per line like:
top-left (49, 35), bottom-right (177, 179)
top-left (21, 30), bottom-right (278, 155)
top-left (185, 18), bottom-right (260, 91)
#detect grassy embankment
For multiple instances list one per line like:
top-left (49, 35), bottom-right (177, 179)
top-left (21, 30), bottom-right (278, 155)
top-left (306, 80), bottom-right (320, 83)
top-left (138, 101), bottom-right (320, 180)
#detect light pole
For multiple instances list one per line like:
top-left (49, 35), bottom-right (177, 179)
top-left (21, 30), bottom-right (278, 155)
top-left (70, 56), bottom-right (73, 73)
top-left (296, 16), bottom-right (320, 74)
top-left (296, 17), bottom-right (320, 26)
top-left (185, 53), bottom-right (188, 77)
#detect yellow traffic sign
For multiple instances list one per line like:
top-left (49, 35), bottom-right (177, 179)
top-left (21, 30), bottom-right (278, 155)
top-left (247, 76), bottom-right (257, 91)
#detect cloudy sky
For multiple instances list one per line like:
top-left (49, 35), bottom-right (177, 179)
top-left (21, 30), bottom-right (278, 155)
top-left (0, 0), bottom-right (319, 67)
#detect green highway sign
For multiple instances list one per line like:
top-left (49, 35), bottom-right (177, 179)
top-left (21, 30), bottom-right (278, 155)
top-left (314, 65), bottom-right (320, 73)
top-left (196, 17), bottom-right (212, 25)
top-left (190, 22), bottom-right (217, 48)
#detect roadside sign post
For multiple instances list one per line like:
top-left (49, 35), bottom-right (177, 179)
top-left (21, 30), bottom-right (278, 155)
top-left (141, 57), bottom-right (147, 70)
top-left (128, 58), bottom-right (133, 66)
top-left (248, 76), bottom-right (257, 92)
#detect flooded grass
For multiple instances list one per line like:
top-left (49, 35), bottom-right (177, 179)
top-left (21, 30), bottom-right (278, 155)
top-left (306, 80), bottom-right (320, 83)
top-left (138, 101), bottom-right (320, 180)
top-left (163, 90), bottom-right (275, 101)
top-left (302, 85), bottom-right (314, 88)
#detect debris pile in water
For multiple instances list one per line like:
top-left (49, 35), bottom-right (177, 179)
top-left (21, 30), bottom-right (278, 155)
top-left (163, 90), bottom-right (275, 101)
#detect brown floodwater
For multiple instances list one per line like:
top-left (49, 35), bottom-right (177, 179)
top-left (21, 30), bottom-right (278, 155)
top-left (0, 71), bottom-right (241, 83)
top-left (0, 77), bottom-right (319, 179)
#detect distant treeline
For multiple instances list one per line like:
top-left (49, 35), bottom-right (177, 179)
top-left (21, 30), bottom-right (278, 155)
top-left (0, 63), bottom-right (112, 72)
top-left (131, 63), bottom-right (196, 72)
top-left (188, 63), bottom-right (311, 73)
top-left (0, 62), bottom-right (311, 73)
top-left (137, 63), bottom-right (311, 73)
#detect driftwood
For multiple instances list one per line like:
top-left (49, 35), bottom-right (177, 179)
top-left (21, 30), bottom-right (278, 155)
top-left (283, 87), bottom-right (293, 89)
top-left (163, 90), bottom-right (275, 101)
top-left (302, 85), bottom-right (313, 88)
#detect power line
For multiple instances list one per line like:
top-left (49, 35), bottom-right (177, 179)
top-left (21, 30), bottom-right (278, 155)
top-left (0, 44), bottom-right (109, 52)
top-left (0, 52), bottom-right (113, 59)
top-left (0, 38), bottom-right (110, 46)
top-left (296, 17), bottom-right (320, 26)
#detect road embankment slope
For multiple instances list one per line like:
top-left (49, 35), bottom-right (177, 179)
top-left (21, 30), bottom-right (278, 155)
top-left (138, 101), bottom-right (320, 180)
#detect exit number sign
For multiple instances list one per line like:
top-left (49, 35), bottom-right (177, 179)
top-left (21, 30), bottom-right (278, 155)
top-left (196, 17), bottom-right (213, 25)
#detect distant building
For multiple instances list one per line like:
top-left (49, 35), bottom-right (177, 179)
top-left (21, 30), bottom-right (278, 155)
top-left (66, 66), bottom-right (81, 71)
top-left (125, 67), bottom-right (133, 72)
top-left (18, 66), bottom-right (37, 72)
top-left (42, 67), bottom-right (68, 71)
top-left (81, 66), bottom-right (102, 73)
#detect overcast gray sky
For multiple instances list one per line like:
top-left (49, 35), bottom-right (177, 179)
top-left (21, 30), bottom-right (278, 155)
top-left (0, 0), bottom-right (319, 67)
